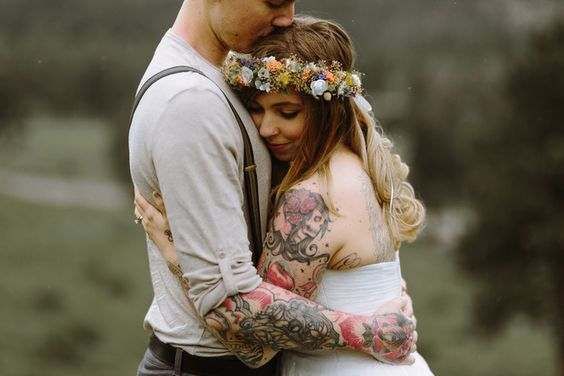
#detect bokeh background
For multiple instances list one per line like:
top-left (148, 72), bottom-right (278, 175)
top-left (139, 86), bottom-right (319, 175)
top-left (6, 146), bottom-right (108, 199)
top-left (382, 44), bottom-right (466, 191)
top-left (1, 1), bottom-right (563, 375)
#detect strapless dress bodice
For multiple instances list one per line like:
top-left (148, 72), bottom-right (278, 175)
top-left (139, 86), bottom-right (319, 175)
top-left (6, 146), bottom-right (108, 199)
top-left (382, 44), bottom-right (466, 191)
top-left (281, 255), bottom-right (434, 376)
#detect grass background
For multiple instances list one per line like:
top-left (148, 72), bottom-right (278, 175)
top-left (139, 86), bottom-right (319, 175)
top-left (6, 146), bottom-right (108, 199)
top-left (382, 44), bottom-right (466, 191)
top-left (0, 119), bottom-right (556, 375)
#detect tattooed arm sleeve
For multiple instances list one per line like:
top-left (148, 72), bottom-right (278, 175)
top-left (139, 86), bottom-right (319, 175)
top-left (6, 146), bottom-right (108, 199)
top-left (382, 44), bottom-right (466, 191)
top-left (204, 281), bottom-right (414, 368)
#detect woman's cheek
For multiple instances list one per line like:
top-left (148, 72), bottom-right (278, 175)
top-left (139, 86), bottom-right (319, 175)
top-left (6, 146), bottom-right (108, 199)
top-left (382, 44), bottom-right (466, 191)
top-left (287, 117), bottom-right (306, 142)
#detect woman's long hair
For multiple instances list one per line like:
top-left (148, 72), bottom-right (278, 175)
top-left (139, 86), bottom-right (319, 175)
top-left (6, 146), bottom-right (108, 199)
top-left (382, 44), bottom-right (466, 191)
top-left (248, 16), bottom-right (425, 249)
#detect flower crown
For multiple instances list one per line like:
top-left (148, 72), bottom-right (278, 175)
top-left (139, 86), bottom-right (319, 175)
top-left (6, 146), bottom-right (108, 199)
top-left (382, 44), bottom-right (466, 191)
top-left (223, 53), bottom-right (364, 101)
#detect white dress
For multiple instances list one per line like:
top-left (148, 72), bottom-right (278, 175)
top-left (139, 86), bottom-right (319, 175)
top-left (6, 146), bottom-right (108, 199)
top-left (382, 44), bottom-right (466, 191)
top-left (281, 257), bottom-right (434, 376)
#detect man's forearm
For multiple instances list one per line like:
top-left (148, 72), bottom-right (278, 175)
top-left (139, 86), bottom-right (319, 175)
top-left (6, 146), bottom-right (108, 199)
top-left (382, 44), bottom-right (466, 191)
top-left (204, 282), bottom-right (413, 368)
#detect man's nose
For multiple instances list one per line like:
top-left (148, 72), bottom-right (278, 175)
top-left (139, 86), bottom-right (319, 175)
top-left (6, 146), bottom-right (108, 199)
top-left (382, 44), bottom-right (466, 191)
top-left (272, 2), bottom-right (295, 28)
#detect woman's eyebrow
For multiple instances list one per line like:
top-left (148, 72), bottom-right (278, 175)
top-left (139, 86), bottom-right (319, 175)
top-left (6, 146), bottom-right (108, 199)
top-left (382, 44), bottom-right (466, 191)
top-left (272, 101), bottom-right (303, 108)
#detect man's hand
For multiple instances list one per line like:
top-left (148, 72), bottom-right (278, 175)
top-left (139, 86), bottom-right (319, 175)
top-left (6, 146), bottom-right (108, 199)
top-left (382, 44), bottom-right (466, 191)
top-left (368, 311), bottom-right (416, 364)
top-left (401, 278), bottom-right (417, 331)
top-left (373, 296), bottom-right (417, 364)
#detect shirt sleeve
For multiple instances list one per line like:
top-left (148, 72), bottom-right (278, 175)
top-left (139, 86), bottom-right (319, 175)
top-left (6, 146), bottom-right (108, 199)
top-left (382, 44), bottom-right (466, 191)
top-left (151, 85), bottom-right (262, 317)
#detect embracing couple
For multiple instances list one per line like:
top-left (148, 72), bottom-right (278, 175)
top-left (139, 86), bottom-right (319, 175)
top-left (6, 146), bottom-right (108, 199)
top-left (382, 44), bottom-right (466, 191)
top-left (129, 1), bottom-right (433, 375)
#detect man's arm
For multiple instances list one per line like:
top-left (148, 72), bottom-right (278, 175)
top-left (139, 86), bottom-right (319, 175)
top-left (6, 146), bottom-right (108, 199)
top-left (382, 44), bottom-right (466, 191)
top-left (205, 282), bottom-right (414, 368)
top-left (151, 86), bottom-right (263, 316)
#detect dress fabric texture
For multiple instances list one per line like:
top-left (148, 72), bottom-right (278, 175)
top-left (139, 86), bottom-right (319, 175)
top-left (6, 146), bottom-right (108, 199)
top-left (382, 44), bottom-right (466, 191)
top-left (281, 258), bottom-right (434, 376)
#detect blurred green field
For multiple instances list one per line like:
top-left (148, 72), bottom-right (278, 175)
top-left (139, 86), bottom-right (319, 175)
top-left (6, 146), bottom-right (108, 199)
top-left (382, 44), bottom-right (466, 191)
top-left (0, 119), bottom-right (556, 375)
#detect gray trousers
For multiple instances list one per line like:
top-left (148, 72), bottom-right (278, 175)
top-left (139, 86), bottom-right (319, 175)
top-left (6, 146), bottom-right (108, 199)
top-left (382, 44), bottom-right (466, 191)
top-left (137, 347), bottom-right (197, 376)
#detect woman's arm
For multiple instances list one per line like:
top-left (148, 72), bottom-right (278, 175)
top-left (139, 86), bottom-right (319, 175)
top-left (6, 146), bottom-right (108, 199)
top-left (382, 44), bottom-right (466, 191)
top-left (134, 191), bottom-right (191, 293)
top-left (257, 180), bottom-right (338, 299)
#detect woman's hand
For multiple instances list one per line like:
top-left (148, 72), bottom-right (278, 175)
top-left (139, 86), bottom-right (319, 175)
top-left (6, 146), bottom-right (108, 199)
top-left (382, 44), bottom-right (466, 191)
top-left (134, 191), bottom-right (179, 266)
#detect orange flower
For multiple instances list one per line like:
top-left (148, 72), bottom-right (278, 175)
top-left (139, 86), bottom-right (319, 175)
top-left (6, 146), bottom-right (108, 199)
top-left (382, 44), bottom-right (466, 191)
top-left (301, 69), bottom-right (313, 81)
top-left (325, 70), bottom-right (335, 83)
top-left (266, 60), bottom-right (283, 72)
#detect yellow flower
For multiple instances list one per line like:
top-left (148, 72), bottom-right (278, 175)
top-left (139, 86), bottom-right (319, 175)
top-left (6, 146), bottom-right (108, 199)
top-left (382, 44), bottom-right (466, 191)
top-left (277, 72), bottom-right (291, 87)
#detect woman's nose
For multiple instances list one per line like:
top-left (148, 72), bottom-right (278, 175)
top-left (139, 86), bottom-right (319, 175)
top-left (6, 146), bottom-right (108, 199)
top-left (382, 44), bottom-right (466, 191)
top-left (259, 118), bottom-right (279, 139)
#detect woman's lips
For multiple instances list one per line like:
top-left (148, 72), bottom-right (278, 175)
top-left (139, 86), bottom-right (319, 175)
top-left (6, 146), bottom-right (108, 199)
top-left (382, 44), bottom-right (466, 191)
top-left (267, 142), bottom-right (290, 153)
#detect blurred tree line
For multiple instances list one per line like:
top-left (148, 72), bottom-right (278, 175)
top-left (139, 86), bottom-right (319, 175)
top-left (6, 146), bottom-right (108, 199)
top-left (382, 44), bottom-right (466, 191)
top-left (456, 19), bottom-right (564, 372)
top-left (1, 0), bottom-right (563, 373)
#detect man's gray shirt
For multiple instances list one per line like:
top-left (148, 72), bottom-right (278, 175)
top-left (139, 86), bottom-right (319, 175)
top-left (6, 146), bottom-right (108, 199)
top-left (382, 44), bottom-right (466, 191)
top-left (129, 30), bottom-right (272, 356)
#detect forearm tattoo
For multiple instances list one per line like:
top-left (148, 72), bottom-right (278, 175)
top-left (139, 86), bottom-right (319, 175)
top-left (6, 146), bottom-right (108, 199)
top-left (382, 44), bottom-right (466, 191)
top-left (164, 229), bottom-right (174, 243)
top-left (205, 283), bottom-right (414, 367)
top-left (166, 261), bottom-right (190, 291)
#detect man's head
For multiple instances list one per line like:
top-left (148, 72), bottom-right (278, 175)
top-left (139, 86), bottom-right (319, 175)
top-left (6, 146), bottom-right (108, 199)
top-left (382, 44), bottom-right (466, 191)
top-left (205, 0), bottom-right (295, 52)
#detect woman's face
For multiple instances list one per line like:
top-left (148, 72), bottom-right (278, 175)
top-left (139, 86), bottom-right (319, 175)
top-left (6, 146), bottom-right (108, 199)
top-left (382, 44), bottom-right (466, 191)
top-left (248, 92), bottom-right (306, 161)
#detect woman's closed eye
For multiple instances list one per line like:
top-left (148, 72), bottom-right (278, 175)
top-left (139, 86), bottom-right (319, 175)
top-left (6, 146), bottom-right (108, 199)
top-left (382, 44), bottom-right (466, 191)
top-left (279, 110), bottom-right (299, 119)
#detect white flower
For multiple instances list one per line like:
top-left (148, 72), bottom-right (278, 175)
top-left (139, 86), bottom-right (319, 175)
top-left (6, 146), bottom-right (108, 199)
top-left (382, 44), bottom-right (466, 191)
top-left (263, 56), bottom-right (276, 63)
top-left (255, 80), bottom-right (271, 92)
top-left (354, 95), bottom-right (373, 112)
top-left (285, 59), bottom-right (301, 73)
top-left (337, 82), bottom-right (351, 97)
top-left (240, 66), bottom-right (254, 85)
top-left (310, 79), bottom-right (328, 97)
top-left (305, 62), bottom-right (317, 70)
top-left (351, 73), bottom-right (362, 87)
top-left (258, 67), bottom-right (270, 79)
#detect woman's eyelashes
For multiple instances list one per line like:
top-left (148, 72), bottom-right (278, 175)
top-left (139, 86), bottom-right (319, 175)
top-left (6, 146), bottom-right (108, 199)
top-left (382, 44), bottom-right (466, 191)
top-left (248, 103), bottom-right (299, 120)
top-left (279, 110), bottom-right (299, 119)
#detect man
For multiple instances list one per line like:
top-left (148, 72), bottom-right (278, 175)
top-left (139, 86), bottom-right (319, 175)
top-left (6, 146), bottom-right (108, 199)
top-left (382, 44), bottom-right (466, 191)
top-left (129, 1), bottom-right (417, 375)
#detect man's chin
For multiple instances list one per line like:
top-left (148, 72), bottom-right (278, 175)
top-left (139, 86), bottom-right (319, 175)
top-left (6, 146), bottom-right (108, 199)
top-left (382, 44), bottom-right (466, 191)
top-left (231, 33), bottom-right (275, 54)
top-left (230, 40), bottom-right (257, 54)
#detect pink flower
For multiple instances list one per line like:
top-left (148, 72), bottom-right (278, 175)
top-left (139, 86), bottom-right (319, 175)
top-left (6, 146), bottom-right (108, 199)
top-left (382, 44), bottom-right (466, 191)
top-left (266, 262), bottom-right (295, 290)
top-left (339, 316), bottom-right (364, 350)
top-left (287, 213), bottom-right (303, 225)
top-left (299, 196), bottom-right (317, 214)
top-left (285, 195), bottom-right (300, 213)
top-left (244, 288), bottom-right (274, 310)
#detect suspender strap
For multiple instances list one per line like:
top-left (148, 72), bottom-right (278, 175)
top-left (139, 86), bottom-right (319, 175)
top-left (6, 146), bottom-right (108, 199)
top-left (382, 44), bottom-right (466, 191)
top-left (130, 66), bottom-right (263, 266)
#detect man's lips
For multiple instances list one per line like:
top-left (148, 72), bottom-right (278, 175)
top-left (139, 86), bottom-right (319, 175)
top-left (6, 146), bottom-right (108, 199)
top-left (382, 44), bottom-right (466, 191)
top-left (259, 28), bottom-right (274, 38)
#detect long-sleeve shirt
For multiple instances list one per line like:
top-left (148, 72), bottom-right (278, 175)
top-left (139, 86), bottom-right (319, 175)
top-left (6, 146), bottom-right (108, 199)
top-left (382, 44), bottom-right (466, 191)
top-left (129, 30), bottom-right (272, 356)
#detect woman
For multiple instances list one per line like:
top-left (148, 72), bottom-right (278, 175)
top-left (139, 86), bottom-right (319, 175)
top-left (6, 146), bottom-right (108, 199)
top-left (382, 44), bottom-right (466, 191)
top-left (135, 16), bottom-right (433, 375)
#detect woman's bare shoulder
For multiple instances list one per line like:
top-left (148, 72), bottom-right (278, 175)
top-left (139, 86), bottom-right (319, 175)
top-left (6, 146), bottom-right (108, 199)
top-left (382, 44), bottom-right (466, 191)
top-left (329, 150), bottom-right (372, 206)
